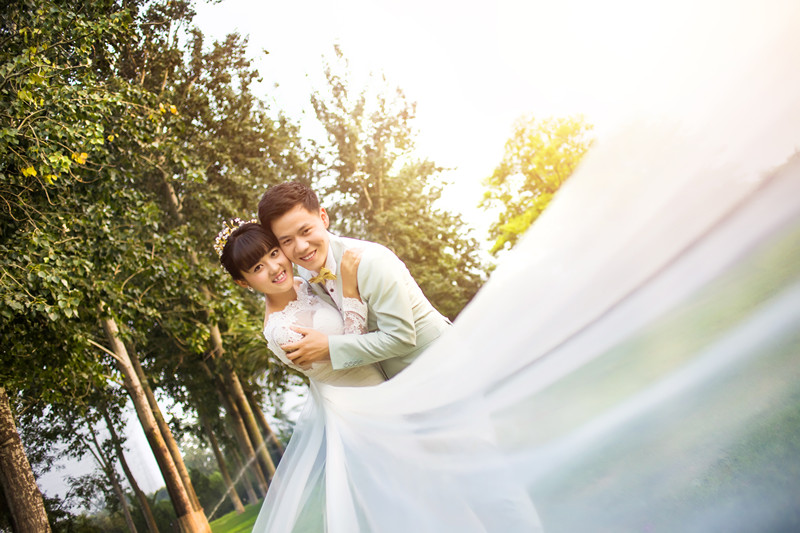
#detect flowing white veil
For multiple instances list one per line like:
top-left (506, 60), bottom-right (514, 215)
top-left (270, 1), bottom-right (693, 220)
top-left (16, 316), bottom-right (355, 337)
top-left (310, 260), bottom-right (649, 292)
top-left (254, 2), bottom-right (800, 531)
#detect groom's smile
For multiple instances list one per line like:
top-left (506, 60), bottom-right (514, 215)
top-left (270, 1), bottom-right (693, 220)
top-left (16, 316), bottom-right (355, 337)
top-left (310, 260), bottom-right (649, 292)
top-left (271, 204), bottom-right (331, 274)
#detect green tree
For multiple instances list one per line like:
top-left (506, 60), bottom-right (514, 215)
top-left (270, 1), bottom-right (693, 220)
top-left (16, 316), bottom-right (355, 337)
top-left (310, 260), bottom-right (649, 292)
top-left (480, 115), bottom-right (594, 254)
top-left (3, 1), bottom-right (312, 528)
top-left (127, 28), bottom-right (311, 496)
top-left (0, 2), bottom-right (168, 526)
top-left (311, 46), bottom-right (485, 319)
top-left (1, 1), bottom-right (214, 530)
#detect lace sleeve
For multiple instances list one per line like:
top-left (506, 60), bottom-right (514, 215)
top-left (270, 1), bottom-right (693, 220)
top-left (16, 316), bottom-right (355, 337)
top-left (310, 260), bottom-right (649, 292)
top-left (263, 306), bottom-right (305, 372)
top-left (264, 329), bottom-right (287, 358)
top-left (341, 297), bottom-right (368, 335)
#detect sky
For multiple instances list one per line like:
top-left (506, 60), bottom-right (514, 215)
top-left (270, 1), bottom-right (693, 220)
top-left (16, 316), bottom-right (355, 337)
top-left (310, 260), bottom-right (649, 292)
top-left (40, 0), bottom-right (794, 508)
top-left (190, 0), bottom-right (680, 235)
top-left (188, 0), bottom-right (783, 234)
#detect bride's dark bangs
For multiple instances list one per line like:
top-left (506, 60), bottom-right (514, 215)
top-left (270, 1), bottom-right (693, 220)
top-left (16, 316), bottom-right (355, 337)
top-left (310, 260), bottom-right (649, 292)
top-left (234, 229), bottom-right (277, 271)
top-left (222, 223), bottom-right (278, 279)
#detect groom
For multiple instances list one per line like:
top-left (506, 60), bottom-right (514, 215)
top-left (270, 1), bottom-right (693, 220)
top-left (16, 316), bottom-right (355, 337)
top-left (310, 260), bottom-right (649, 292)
top-left (258, 181), bottom-right (451, 379)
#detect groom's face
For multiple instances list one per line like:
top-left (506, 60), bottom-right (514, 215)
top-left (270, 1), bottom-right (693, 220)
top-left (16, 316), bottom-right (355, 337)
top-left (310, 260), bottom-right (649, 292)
top-left (271, 204), bottom-right (331, 273)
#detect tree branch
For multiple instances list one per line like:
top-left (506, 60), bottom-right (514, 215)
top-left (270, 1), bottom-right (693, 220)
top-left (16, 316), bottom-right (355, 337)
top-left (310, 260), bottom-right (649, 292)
top-left (87, 339), bottom-right (126, 365)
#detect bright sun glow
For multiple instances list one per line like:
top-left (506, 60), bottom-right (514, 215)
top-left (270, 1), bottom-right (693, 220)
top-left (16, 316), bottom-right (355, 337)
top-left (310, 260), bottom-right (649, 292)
top-left (191, 0), bottom-right (795, 235)
top-left (191, 0), bottom-right (665, 225)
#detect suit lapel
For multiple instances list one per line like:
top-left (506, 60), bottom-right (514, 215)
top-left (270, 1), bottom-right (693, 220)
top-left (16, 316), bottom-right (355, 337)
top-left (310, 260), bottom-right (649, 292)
top-left (328, 233), bottom-right (346, 308)
top-left (331, 234), bottom-right (377, 325)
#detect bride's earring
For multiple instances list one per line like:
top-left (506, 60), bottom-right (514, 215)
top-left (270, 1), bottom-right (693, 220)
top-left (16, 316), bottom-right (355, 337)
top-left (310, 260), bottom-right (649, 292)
top-left (247, 286), bottom-right (254, 293)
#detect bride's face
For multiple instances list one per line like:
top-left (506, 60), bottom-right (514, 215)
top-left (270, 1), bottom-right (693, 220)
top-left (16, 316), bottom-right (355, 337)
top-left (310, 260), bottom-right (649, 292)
top-left (237, 247), bottom-right (294, 295)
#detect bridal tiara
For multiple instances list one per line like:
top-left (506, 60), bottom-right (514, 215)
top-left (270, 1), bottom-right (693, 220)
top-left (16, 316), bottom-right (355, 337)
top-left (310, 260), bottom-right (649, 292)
top-left (214, 218), bottom-right (258, 258)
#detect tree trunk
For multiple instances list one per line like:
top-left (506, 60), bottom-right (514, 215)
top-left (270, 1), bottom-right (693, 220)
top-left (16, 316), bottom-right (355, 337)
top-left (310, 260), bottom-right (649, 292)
top-left (196, 309), bottom-right (275, 485)
top-left (199, 413), bottom-right (245, 514)
top-left (221, 365), bottom-right (276, 482)
top-left (99, 307), bottom-right (211, 533)
top-left (190, 247), bottom-right (274, 481)
top-left (200, 361), bottom-right (268, 498)
top-left (103, 408), bottom-right (161, 533)
top-left (222, 387), bottom-right (270, 498)
top-left (228, 447), bottom-right (260, 506)
top-left (244, 389), bottom-right (284, 458)
top-left (161, 179), bottom-right (270, 498)
top-left (87, 429), bottom-right (138, 533)
top-left (163, 179), bottom-right (183, 220)
top-left (0, 387), bottom-right (51, 533)
top-left (129, 347), bottom-right (203, 513)
top-left (110, 467), bottom-right (137, 533)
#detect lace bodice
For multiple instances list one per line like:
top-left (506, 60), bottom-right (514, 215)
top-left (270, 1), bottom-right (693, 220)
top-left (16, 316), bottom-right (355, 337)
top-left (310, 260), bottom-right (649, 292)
top-left (263, 282), bottom-right (384, 387)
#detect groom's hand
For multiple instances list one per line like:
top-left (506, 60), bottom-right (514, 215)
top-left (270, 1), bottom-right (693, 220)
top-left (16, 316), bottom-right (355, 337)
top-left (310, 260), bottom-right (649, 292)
top-left (283, 326), bottom-right (331, 369)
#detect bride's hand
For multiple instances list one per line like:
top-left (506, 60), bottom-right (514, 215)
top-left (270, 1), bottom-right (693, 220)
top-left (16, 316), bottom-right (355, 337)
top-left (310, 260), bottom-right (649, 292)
top-left (341, 248), bottom-right (363, 299)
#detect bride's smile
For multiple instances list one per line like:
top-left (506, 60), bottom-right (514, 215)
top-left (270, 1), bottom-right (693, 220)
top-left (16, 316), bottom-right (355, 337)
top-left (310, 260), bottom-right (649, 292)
top-left (238, 247), bottom-right (294, 295)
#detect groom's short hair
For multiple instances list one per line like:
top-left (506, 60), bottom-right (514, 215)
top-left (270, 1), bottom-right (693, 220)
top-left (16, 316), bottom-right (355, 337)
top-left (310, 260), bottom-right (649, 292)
top-left (258, 181), bottom-right (320, 229)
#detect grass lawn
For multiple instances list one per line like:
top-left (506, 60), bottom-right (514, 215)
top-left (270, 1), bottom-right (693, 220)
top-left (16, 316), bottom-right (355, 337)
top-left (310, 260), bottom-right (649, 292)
top-left (209, 501), bottom-right (262, 533)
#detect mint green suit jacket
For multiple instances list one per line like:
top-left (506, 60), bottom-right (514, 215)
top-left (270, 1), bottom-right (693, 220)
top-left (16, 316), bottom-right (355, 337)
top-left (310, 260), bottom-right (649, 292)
top-left (297, 233), bottom-right (451, 379)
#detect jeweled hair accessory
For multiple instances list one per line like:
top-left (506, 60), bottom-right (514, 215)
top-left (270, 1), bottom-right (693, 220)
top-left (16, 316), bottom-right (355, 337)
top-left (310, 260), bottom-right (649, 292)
top-left (214, 218), bottom-right (258, 258)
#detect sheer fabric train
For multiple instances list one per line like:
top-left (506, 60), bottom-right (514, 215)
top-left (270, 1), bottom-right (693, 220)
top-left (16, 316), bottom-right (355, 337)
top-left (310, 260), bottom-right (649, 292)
top-left (254, 3), bottom-right (800, 531)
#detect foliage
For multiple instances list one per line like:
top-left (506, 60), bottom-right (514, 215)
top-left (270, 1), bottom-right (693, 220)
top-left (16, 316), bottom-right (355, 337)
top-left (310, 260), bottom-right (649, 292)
top-left (123, 22), bottom-right (310, 422)
top-left (189, 468), bottom-right (234, 520)
top-left (1, 0), bottom-right (154, 398)
top-left (311, 45), bottom-right (485, 318)
top-left (132, 494), bottom-right (178, 532)
top-left (1, 0), bottom-right (134, 204)
top-left (480, 115), bottom-right (594, 254)
top-left (1, 0), bottom-right (309, 526)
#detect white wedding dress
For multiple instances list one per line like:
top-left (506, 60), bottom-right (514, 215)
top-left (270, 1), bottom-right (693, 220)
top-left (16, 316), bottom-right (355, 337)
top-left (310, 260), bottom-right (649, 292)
top-left (255, 287), bottom-right (542, 532)
top-left (262, 281), bottom-right (385, 388)
top-left (254, 3), bottom-right (800, 531)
